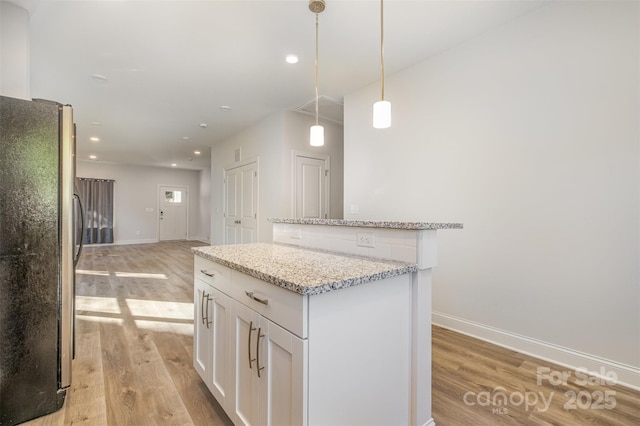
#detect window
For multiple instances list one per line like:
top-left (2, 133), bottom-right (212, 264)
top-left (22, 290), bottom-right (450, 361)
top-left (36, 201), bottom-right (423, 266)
top-left (165, 190), bottom-right (182, 204)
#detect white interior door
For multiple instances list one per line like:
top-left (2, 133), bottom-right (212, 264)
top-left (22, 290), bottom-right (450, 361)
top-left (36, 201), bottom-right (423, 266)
top-left (224, 161), bottom-right (258, 245)
top-left (159, 185), bottom-right (188, 241)
top-left (294, 153), bottom-right (329, 219)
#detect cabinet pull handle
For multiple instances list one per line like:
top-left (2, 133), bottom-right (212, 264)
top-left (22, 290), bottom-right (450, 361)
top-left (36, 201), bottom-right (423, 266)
top-left (248, 321), bottom-right (256, 369)
top-left (200, 269), bottom-right (215, 278)
top-left (245, 291), bottom-right (269, 306)
top-left (201, 291), bottom-right (208, 325)
top-left (205, 294), bottom-right (212, 329)
top-left (256, 327), bottom-right (265, 378)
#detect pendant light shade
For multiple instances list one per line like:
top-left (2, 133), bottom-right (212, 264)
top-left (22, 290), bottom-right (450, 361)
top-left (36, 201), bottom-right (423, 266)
top-left (309, 1), bottom-right (326, 146)
top-left (310, 124), bottom-right (324, 146)
top-left (373, 100), bottom-right (391, 129)
top-left (373, 0), bottom-right (391, 129)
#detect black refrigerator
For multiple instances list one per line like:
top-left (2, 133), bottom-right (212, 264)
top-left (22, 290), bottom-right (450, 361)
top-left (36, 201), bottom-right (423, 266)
top-left (0, 95), bottom-right (82, 424)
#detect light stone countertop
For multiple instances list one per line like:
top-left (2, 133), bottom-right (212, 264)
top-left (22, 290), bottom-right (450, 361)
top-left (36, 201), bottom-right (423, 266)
top-left (192, 243), bottom-right (417, 296)
top-left (268, 218), bottom-right (463, 230)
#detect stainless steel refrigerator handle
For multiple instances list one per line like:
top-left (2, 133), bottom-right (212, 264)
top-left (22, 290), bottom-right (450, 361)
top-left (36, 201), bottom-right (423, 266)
top-left (73, 193), bottom-right (84, 267)
top-left (59, 105), bottom-right (74, 389)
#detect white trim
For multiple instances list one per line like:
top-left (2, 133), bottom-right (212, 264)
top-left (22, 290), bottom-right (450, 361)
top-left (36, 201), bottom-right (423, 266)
top-left (190, 235), bottom-right (210, 243)
top-left (224, 154), bottom-right (259, 171)
top-left (290, 150), bottom-right (331, 219)
top-left (84, 238), bottom-right (159, 247)
top-left (432, 311), bottom-right (640, 390)
top-left (223, 157), bottom-right (259, 245)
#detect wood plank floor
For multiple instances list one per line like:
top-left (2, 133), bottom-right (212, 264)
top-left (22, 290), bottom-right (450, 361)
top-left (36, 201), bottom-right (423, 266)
top-left (432, 327), bottom-right (640, 425)
top-left (22, 241), bottom-right (639, 426)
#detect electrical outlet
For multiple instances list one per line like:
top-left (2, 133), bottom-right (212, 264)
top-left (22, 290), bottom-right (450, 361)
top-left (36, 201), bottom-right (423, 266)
top-left (356, 231), bottom-right (375, 248)
top-left (291, 227), bottom-right (302, 240)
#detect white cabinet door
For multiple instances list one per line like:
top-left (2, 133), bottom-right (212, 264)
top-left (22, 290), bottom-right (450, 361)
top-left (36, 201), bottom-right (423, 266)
top-left (230, 300), bottom-right (307, 426)
top-left (209, 287), bottom-right (230, 408)
top-left (194, 279), bottom-right (212, 384)
top-left (230, 301), bottom-right (260, 426)
top-left (258, 317), bottom-right (307, 426)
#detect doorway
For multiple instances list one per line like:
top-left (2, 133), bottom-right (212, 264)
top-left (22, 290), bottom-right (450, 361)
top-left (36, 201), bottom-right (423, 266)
top-left (292, 151), bottom-right (330, 219)
top-left (158, 185), bottom-right (188, 241)
top-left (224, 160), bottom-right (258, 244)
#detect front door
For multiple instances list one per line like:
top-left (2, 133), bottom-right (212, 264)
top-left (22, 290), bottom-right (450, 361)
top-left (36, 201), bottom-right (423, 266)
top-left (224, 161), bottom-right (258, 245)
top-left (159, 185), bottom-right (188, 241)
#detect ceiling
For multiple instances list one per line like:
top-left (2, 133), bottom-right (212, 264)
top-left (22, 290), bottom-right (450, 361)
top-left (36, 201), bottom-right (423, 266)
top-left (15, 0), bottom-right (546, 170)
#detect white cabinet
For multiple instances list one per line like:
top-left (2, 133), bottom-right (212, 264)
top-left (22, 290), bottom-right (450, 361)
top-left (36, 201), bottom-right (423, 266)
top-left (194, 254), bottom-right (413, 426)
top-left (229, 300), bottom-right (306, 426)
top-left (194, 279), bottom-right (231, 407)
top-left (193, 278), bottom-right (211, 382)
top-left (194, 259), bottom-right (232, 409)
top-left (208, 286), bottom-right (230, 405)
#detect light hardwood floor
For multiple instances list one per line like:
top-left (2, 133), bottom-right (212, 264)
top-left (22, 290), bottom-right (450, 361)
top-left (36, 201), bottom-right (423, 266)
top-left (23, 241), bottom-right (639, 426)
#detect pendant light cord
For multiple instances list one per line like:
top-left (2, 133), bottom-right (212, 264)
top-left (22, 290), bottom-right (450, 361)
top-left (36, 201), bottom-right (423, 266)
top-left (315, 13), bottom-right (320, 126)
top-left (380, 0), bottom-right (385, 102)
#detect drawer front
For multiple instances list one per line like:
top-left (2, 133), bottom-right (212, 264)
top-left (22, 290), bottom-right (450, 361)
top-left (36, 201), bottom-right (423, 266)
top-left (195, 256), bottom-right (231, 293)
top-left (228, 271), bottom-right (308, 339)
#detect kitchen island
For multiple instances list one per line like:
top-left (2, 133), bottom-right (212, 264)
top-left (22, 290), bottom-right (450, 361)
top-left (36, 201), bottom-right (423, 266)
top-left (192, 219), bottom-right (462, 426)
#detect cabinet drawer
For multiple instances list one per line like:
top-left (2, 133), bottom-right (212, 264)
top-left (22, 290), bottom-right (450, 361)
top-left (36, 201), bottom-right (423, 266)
top-left (195, 256), bottom-right (231, 292)
top-left (229, 271), bottom-right (308, 339)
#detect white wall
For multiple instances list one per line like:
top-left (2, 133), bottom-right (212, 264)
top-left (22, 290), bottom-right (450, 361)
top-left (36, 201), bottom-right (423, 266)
top-left (210, 110), bottom-right (343, 245)
top-left (77, 161), bottom-right (206, 244)
top-left (282, 111), bottom-right (344, 219)
top-left (344, 1), bottom-right (639, 386)
top-left (0, 1), bottom-right (30, 99)
top-left (198, 167), bottom-right (211, 243)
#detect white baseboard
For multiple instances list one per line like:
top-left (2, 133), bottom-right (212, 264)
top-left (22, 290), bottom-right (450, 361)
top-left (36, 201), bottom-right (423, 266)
top-left (189, 236), bottom-right (210, 244)
top-left (85, 238), bottom-right (210, 247)
top-left (110, 238), bottom-right (159, 246)
top-left (433, 311), bottom-right (640, 391)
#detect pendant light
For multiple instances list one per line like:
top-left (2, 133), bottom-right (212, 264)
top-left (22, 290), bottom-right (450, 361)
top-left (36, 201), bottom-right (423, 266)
top-left (373, 0), bottom-right (391, 129)
top-left (309, 0), bottom-right (326, 146)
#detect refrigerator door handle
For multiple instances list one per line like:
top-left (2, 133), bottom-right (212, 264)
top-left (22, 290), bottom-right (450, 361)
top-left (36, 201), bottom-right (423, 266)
top-left (59, 105), bottom-right (74, 390)
top-left (73, 193), bottom-right (84, 266)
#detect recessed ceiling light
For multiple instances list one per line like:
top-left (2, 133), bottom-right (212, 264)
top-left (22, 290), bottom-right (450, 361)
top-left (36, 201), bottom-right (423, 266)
top-left (91, 74), bottom-right (108, 83)
top-left (182, 136), bottom-right (190, 141)
top-left (286, 54), bottom-right (299, 64)
top-left (220, 105), bottom-right (231, 112)
top-left (199, 123), bottom-right (208, 128)
top-left (89, 155), bottom-right (97, 160)
top-left (90, 137), bottom-right (100, 142)
top-left (194, 151), bottom-right (201, 155)
top-left (171, 163), bottom-right (177, 167)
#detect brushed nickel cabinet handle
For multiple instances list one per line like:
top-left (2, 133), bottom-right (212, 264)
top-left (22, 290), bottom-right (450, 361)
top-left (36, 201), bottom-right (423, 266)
top-left (245, 291), bottom-right (269, 306)
top-left (201, 291), bottom-right (207, 325)
top-left (256, 327), bottom-right (265, 378)
top-left (248, 320), bottom-right (256, 370)
top-left (205, 294), bottom-right (212, 329)
top-left (200, 269), bottom-right (215, 278)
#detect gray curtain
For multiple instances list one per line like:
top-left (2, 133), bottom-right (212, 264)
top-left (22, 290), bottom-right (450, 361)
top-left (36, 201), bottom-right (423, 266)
top-left (76, 178), bottom-right (114, 244)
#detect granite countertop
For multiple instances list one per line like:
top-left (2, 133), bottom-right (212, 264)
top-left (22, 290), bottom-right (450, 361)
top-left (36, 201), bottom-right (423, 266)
top-left (268, 218), bottom-right (463, 230)
top-left (192, 243), bottom-right (417, 296)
